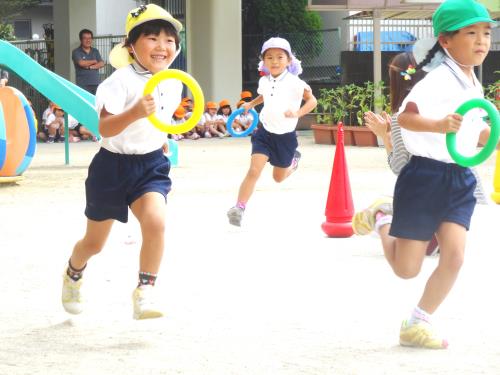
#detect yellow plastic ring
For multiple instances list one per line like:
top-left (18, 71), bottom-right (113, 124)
top-left (143, 69), bottom-right (204, 134)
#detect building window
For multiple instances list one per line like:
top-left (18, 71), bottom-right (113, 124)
top-left (13, 19), bottom-right (32, 40)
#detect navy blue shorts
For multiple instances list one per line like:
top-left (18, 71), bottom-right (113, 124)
top-left (251, 127), bottom-right (298, 168)
top-left (389, 156), bottom-right (477, 241)
top-left (85, 148), bottom-right (171, 223)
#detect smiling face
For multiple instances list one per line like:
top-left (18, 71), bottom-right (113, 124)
top-left (439, 22), bottom-right (491, 71)
top-left (129, 29), bottom-right (177, 73)
top-left (262, 48), bottom-right (291, 77)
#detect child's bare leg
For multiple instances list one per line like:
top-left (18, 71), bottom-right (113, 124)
top-left (70, 219), bottom-right (114, 269)
top-left (237, 153), bottom-right (268, 203)
top-left (130, 192), bottom-right (166, 274)
top-left (417, 222), bottom-right (465, 314)
top-left (209, 125), bottom-right (223, 137)
top-left (379, 224), bottom-right (427, 278)
top-left (79, 126), bottom-right (93, 139)
top-left (272, 166), bottom-right (292, 183)
top-left (48, 124), bottom-right (58, 137)
top-left (62, 219), bottom-right (113, 315)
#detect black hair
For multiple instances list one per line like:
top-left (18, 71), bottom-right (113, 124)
top-left (415, 30), bottom-right (458, 71)
top-left (261, 48), bottom-right (290, 59)
top-left (217, 105), bottom-right (232, 116)
top-left (79, 29), bottom-right (93, 41)
top-left (125, 19), bottom-right (180, 50)
top-left (388, 52), bottom-right (426, 113)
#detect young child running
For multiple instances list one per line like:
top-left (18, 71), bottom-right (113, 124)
top-left (227, 37), bottom-right (317, 226)
top-left (364, 51), bottom-right (488, 206)
top-left (61, 4), bottom-right (184, 320)
top-left (363, 51), bottom-right (489, 257)
top-left (352, 0), bottom-right (497, 348)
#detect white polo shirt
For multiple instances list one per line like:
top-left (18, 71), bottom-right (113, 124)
top-left (257, 70), bottom-right (311, 134)
top-left (96, 64), bottom-right (182, 154)
top-left (399, 57), bottom-right (488, 163)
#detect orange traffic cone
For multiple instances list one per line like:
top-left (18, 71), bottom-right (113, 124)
top-left (321, 122), bottom-right (354, 237)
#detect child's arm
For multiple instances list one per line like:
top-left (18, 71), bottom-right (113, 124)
top-left (98, 94), bottom-right (155, 137)
top-left (398, 102), bottom-right (462, 133)
top-left (284, 89), bottom-right (317, 118)
top-left (243, 95), bottom-right (264, 112)
top-left (478, 127), bottom-right (500, 150)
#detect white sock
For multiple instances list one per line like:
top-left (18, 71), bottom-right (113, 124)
top-left (409, 306), bottom-right (431, 325)
top-left (375, 214), bottom-right (392, 234)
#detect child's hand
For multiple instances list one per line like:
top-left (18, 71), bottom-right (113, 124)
top-left (284, 110), bottom-right (299, 118)
top-left (436, 114), bottom-right (462, 133)
top-left (242, 102), bottom-right (252, 113)
top-left (132, 95), bottom-right (156, 118)
top-left (364, 111), bottom-right (390, 137)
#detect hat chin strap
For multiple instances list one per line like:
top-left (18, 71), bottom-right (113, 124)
top-left (443, 48), bottom-right (474, 68)
top-left (130, 44), bottom-right (182, 75)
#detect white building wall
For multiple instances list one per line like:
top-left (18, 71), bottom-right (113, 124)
top-left (187, 0), bottom-right (242, 104)
top-left (53, 0), bottom-right (97, 81)
top-left (96, 0), bottom-right (138, 36)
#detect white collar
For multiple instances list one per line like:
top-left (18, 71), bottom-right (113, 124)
top-left (130, 62), bottom-right (152, 78)
top-left (268, 70), bottom-right (288, 82)
top-left (442, 57), bottom-right (481, 92)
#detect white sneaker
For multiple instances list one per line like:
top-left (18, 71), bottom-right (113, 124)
top-left (227, 206), bottom-right (244, 227)
top-left (132, 285), bottom-right (163, 320)
top-left (62, 273), bottom-right (84, 314)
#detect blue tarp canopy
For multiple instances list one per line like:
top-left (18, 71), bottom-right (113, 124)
top-left (354, 31), bottom-right (416, 51)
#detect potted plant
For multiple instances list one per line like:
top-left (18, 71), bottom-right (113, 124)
top-left (311, 88), bottom-right (336, 144)
top-left (311, 81), bottom-right (390, 146)
top-left (349, 82), bottom-right (387, 147)
top-left (311, 86), bottom-right (354, 145)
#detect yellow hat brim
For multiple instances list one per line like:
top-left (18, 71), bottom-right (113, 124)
top-left (109, 42), bottom-right (134, 69)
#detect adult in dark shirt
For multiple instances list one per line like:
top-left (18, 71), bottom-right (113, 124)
top-left (71, 29), bottom-right (104, 95)
top-left (0, 68), bottom-right (9, 87)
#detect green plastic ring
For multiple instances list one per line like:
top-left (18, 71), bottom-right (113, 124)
top-left (446, 98), bottom-right (500, 167)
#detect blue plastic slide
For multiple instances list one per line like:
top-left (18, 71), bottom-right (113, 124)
top-left (0, 40), bottom-right (98, 136)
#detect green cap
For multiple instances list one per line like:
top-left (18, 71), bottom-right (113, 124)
top-left (433, 0), bottom-right (496, 37)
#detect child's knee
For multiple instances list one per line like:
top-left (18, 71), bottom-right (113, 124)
top-left (394, 262), bottom-right (422, 279)
top-left (441, 250), bottom-right (464, 274)
top-left (272, 168), bottom-right (288, 182)
top-left (247, 166), bottom-right (263, 180)
top-left (272, 173), bottom-right (286, 183)
top-left (141, 214), bottom-right (166, 235)
top-left (80, 238), bottom-right (105, 255)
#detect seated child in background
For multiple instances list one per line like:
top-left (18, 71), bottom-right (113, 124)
top-left (202, 101), bottom-right (225, 138)
top-left (172, 105), bottom-right (200, 140)
top-left (216, 99), bottom-right (232, 136)
top-left (240, 90), bottom-right (252, 103)
top-left (45, 105), bottom-right (65, 143)
top-left (181, 97), bottom-right (193, 112)
top-left (68, 115), bottom-right (96, 142)
top-left (233, 100), bottom-right (256, 135)
top-left (38, 101), bottom-right (55, 141)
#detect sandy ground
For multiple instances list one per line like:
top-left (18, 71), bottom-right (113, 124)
top-left (1, 131), bottom-right (500, 375)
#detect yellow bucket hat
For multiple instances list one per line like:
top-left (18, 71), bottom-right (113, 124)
top-left (109, 4), bottom-right (183, 69)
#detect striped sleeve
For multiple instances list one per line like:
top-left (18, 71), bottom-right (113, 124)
top-left (470, 168), bottom-right (489, 205)
top-left (388, 115), bottom-right (411, 175)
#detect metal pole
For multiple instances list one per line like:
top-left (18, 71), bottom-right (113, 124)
top-left (373, 9), bottom-right (382, 113)
top-left (64, 112), bottom-right (69, 165)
